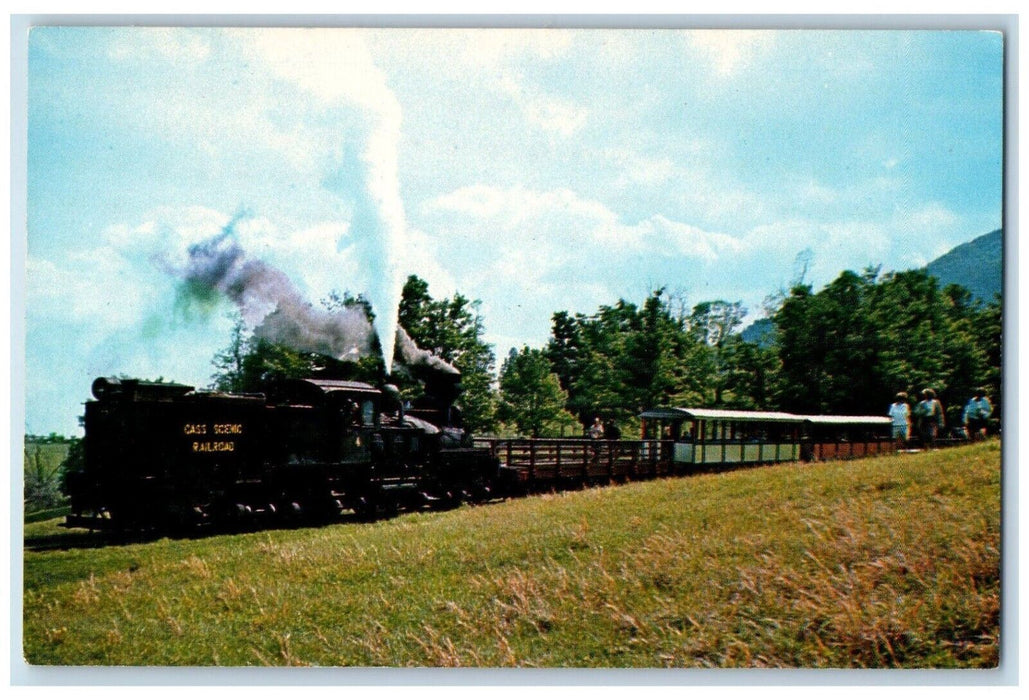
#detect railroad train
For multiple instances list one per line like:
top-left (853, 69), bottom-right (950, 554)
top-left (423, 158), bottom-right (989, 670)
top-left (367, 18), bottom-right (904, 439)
top-left (64, 375), bottom-right (898, 532)
top-left (64, 375), bottom-right (504, 531)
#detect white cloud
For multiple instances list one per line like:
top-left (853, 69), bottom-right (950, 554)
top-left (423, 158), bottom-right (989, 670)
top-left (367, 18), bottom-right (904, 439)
top-left (235, 29), bottom-right (399, 121)
top-left (420, 183), bottom-right (759, 322)
top-left (380, 28), bottom-right (585, 138)
top-left (644, 215), bottom-right (746, 262)
top-left (902, 202), bottom-right (959, 233)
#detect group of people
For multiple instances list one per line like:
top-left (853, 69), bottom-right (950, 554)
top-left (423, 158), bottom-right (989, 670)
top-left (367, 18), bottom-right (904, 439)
top-left (888, 387), bottom-right (993, 448)
top-left (587, 416), bottom-right (621, 440)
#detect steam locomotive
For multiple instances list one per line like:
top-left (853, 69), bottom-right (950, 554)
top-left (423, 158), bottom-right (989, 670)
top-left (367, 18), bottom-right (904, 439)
top-left (64, 375), bottom-right (503, 531)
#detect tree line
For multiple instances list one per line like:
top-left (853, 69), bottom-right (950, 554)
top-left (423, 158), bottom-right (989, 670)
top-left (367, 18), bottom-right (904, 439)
top-left (29, 266), bottom-right (997, 511)
top-left (209, 268), bottom-right (1001, 439)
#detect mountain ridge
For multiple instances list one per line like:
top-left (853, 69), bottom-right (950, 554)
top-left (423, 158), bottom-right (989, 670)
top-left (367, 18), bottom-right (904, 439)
top-left (740, 228), bottom-right (1002, 344)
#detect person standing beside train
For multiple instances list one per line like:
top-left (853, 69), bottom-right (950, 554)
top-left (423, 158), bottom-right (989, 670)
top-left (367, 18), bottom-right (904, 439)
top-left (888, 392), bottom-right (911, 447)
top-left (604, 419), bottom-right (621, 440)
top-left (963, 388), bottom-right (993, 441)
top-left (915, 388), bottom-right (945, 448)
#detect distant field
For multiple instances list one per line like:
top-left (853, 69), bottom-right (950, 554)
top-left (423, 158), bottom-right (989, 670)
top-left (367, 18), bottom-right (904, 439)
top-left (23, 441), bottom-right (70, 477)
top-left (22, 441), bottom-right (1001, 668)
top-left (23, 439), bottom-right (72, 516)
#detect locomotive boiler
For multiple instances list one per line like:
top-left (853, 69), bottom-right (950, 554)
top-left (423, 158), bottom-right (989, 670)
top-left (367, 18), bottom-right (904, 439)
top-left (65, 375), bottom-right (501, 531)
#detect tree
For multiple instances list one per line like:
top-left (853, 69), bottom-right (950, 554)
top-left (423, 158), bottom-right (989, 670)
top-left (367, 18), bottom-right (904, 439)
top-left (687, 300), bottom-right (746, 405)
top-left (209, 294), bottom-right (385, 393)
top-left (497, 347), bottom-right (571, 437)
top-left (546, 291), bottom-right (712, 424)
top-left (717, 335), bottom-right (780, 409)
top-left (772, 268), bottom-right (998, 419)
top-left (397, 275), bottom-right (497, 432)
top-left (24, 442), bottom-right (68, 511)
top-left (210, 314), bottom-right (248, 392)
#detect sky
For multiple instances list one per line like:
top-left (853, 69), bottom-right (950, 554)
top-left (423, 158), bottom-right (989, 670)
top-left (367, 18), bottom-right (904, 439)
top-left (23, 27), bottom-right (1004, 436)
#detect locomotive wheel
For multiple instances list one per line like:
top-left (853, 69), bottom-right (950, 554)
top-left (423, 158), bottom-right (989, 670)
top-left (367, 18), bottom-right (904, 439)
top-left (426, 491), bottom-right (461, 511)
top-left (352, 497), bottom-right (377, 521)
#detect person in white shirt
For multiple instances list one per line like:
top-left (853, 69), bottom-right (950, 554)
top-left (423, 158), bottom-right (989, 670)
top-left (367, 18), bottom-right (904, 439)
top-left (888, 392), bottom-right (910, 446)
top-left (962, 388), bottom-right (993, 441)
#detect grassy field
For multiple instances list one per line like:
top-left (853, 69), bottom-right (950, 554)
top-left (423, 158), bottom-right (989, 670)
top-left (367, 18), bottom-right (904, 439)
top-left (22, 441), bottom-right (1000, 668)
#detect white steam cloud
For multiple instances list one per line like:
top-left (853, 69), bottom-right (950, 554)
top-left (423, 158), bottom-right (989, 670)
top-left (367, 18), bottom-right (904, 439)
top-left (239, 29), bottom-right (408, 373)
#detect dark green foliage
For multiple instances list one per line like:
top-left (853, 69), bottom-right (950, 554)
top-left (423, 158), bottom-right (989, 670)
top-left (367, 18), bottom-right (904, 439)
top-left (687, 300), bottom-right (747, 405)
top-left (210, 314), bottom-right (249, 392)
top-left (211, 321), bottom-right (383, 394)
top-left (544, 290), bottom-right (763, 425)
top-left (773, 268), bottom-right (999, 419)
top-left (540, 265), bottom-right (998, 425)
top-left (58, 438), bottom-right (84, 498)
top-left (208, 278), bottom-right (498, 431)
top-left (323, 289), bottom-right (375, 321)
top-left (497, 347), bottom-right (571, 437)
top-left (717, 335), bottom-right (780, 410)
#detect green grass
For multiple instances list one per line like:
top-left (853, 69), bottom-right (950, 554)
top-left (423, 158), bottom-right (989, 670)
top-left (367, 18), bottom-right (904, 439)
top-left (25, 505), bottom-right (71, 524)
top-left (22, 441), bottom-right (1000, 668)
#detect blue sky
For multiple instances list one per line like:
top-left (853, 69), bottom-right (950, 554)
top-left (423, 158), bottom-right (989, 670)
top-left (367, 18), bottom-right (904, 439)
top-left (24, 27), bottom-right (1003, 435)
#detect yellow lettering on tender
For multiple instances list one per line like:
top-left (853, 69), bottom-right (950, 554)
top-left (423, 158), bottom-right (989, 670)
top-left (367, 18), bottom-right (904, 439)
top-left (183, 423), bottom-right (208, 435)
top-left (213, 423), bottom-right (243, 435)
top-left (192, 441), bottom-right (236, 453)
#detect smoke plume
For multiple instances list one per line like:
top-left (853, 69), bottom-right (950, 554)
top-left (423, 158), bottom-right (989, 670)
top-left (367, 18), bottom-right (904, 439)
top-left (177, 217), bottom-right (375, 361)
top-left (395, 326), bottom-right (460, 375)
top-left (174, 215), bottom-right (456, 374)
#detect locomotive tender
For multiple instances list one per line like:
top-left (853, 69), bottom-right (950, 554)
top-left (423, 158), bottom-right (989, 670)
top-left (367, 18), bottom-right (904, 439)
top-left (65, 376), bottom-right (502, 531)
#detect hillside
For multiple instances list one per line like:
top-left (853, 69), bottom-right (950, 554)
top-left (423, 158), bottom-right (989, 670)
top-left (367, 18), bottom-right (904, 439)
top-left (23, 441), bottom-right (1000, 668)
top-left (740, 317), bottom-right (775, 346)
top-left (925, 228), bottom-right (1003, 303)
top-left (739, 228), bottom-right (1002, 342)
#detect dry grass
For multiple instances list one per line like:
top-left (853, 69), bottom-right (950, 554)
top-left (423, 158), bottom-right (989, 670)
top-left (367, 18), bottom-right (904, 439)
top-left (23, 440), bottom-right (1001, 667)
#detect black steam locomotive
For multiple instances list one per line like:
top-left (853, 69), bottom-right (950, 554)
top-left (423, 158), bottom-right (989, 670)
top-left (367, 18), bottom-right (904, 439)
top-left (64, 375), bottom-right (502, 531)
